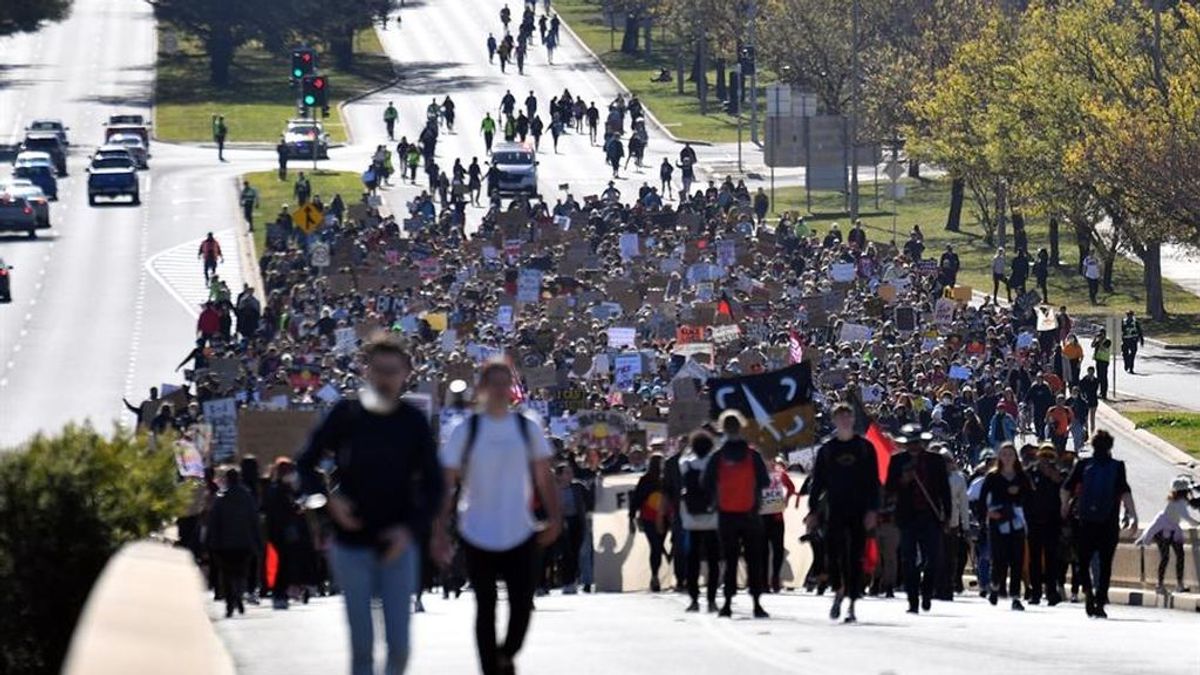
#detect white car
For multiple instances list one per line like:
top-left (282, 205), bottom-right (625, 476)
top-left (283, 119), bottom-right (330, 159)
top-left (490, 142), bottom-right (539, 196)
top-left (0, 179), bottom-right (51, 228)
top-left (107, 133), bottom-right (149, 169)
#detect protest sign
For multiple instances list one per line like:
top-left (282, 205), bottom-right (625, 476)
top-left (948, 364), bottom-right (972, 381)
top-left (934, 297), bottom-right (956, 331)
top-left (711, 324), bottom-right (741, 345)
top-left (607, 326), bottom-right (637, 349)
top-left (497, 305), bottom-right (515, 333)
top-left (619, 233), bottom-right (640, 260)
top-left (202, 397), bottom-right (238, 462)
top-left (235, 408), bottom-right (319, 462)
top-left (574, 411), bottom-right (634, 451)
top-left (894, 306), bottom-right (917, 333)
top-left (838, 323), bottom-right (873, 343)
top-left (334, 326), bottom-right (357, 356)
top-left (830, 262), bottom-right (857, 283)
top-left (517, 268), bottom-right (543, 304)
top-left (613, 352), bottom-right (643, 391)
top-left (668, 398), bottom-right (711, 437)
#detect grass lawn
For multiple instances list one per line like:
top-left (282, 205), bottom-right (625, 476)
top-left (156, 29), bottom-right (392, 143)
top-left (1124, 412), bottom-right (1200, 459)
top-left (771, 179), bottom-right (1200, 344)
top-left (243, 170), bottom-right (364, 254)
top-left (556, 0), bottom-right (762, 144)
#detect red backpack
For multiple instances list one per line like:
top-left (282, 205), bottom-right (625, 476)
top-left (717, 451), bottom-right (757, 513)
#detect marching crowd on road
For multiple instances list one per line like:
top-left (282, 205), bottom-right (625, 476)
top-left (120, 4), bottom-right (1200, 674)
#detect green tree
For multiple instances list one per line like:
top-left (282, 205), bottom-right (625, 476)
top-left (148, 0), bottom-right (286, 86)
top-left (0, 425), bottom-right (187, 674)
top-left (0, 0), bottom-right (72, 36)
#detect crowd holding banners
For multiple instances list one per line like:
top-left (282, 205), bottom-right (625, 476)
top-left (120, 83), bottom-right (1181, 657)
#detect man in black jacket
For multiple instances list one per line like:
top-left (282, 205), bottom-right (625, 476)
top-left (808, 403), bottom-right (880, 623)
top-left (296, 334), bottom-right (443, 675)
top-left (1027, 445), bottom-right (1064, 606)
top-left (207, 466), bottom-right (263, 618)
top-left (885, 424), bottom-right (952, 614)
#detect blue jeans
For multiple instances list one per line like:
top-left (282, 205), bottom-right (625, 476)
top-left (330, 541), bottom-right (417, 675)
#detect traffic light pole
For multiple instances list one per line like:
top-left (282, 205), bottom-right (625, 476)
top-left (748, 0), bottom-right (759, 146)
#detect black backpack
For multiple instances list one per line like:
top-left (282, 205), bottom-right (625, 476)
top-left (682, 460), bottom-right (714, 516)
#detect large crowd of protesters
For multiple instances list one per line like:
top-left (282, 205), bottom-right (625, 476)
top-left (134, 5), bottom-right (1199, 672)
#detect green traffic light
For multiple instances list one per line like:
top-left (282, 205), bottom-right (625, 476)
top-left (293, 68), bottom-right (303, 78)
top-left (303, 95), bottom-right (316, 106)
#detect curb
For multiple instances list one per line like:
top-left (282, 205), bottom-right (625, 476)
top-left (231, 175), bottom-right (266, 304)
top-left (555, 10), bottom-right (712, 148)
top-left (1097, 403), bottom-right (1197, 467)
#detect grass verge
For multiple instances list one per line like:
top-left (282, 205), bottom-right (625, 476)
top-left (244, 170), bottom-right (364, 254)
top-left (156, 28), bottom-right (392, 143)
top-left (1124, 412), bottom-right (1200, 459)
top-left (555, 0), bottom-right (762, 144)
top-left (771, 179), bottom-right (1200, 343)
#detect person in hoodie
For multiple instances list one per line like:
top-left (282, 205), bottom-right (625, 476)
top-left (704, 411), bottom-right (771, 619)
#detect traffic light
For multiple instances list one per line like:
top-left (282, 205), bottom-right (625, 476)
top-left (301, 75), bottom-right (328, 108)
top-left (291, 48), bottom-right (315, 81)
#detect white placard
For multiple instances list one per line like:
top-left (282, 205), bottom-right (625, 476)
top-left (607, 327), bottom-right (637, 349)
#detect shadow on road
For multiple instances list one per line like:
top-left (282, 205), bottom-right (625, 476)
top-left (396, 61), bottom-right (491, 94)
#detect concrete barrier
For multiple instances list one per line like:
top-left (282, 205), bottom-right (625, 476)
top-left (62, 542), bottom-right (235, 675)
top-left (593, 473), bottom-right (813, 592)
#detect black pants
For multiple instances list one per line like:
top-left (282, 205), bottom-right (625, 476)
top-left (826, 517), bottom-right (867, 600)
top-left (686, 529), bottom-right (721, 604)
top-left (1121, 338), bottom-right (1139, 372)
top-left (1096, 361), bottom-right (1109, 398)
top-left (936, 528), bottom-right (964, 598)
top-left (989, 526), bottom-right (1025, 598)
top-left (1075, 521), bottom-right (1119, 607)
top-left (1087, 277), bottom-right (1099, 303)
top-left (640, 522), bottom-right (666, 582)
top-left (385, 119), bottom-right (395, 139)
top-left (214, 549), bottom-right (249, 615)
top-left (273, 542), bottom-right (298, 601)
top-left (992, 273), bottom-right (1006, 301)
top-left (762, 517), bottom-right (786, 589)
top-left (278, 159), bottom-right (287, 180)
top-left (900, 515), bottom-right (942, 606)
top-left (804, 533), bottom-right (826, 588)
top-left (560, 516), bottom-right (584, 586)
top-left (1027, 523), bottom-right (1061, 601)
top-left (1156, 535), bottom-right (1185, 587)
top-left (718, 513), bottom-right (765, 600)
top-left (464, 537), bottom-right (538, 675)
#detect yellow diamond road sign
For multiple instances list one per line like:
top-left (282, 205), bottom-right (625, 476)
top-left (292, 203), bottom-right (323, 234)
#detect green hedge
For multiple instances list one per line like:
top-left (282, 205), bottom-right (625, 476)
top-left (0, 425), bottom-right (188, 674)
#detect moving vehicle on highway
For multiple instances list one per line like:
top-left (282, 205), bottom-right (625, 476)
top-left (0, 192), bottom-right (39, 238)
top-left (18, 133), bottom-right (67, 176)
top-left (0, 179), bottom-right (52, 228)
top-left (25, 118), bottom-right (69, 146)
top-left (107, 133), bottom-right (149, 169)
top-left (13, 151), bottom-right (59, 199)
top-left (86, 152), bottom-right (139, 206)
top-left (490, 142), bottom-right (539, 196)
top-left (0, 256), bottom-right (12, 303)
top-left (107, 113), bottom-right (147, 126)
top-left (282, 118), bottom-right (330, 159)
top-left (104, 123), bottom-right (150, 149)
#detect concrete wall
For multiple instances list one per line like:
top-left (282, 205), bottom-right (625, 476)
top-left (592, 472), bottom-right (814, 592)
top-left (62, 542), bottom-right (235, 675)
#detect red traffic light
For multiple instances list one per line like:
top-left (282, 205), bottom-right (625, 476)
top-left (301, 52), bottom-right (312, 62)
top-left (312, 77), bottom-right (325, 89)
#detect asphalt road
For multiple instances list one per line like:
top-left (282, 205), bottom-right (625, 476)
top-left (214, 590), bottom-right (1200, 675)
top-left (0, 0), bottom-right (252, 447)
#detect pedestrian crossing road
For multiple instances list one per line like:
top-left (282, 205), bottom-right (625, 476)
top-left (147, 228), bottom-right (244, 319)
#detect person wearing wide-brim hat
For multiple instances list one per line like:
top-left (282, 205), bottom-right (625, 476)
top-left (885, 423), bottom-right (953, 614)
top-left (1134, 476), bottom-right (1200, 593)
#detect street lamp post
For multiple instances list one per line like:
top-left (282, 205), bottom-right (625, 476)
top-left (848, 0), bottom-right (860, 220)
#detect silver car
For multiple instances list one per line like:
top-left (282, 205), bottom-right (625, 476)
top-left (26, 118), bottom-right (69, 146)
top-left (107, 133), bottom-right (149, 169)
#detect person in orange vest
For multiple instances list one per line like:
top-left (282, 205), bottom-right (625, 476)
top-left (703, 411), bottom-right (771, 619)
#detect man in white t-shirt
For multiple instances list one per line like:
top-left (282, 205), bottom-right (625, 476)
top-left (434, 360), bottom-right (562, 675)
